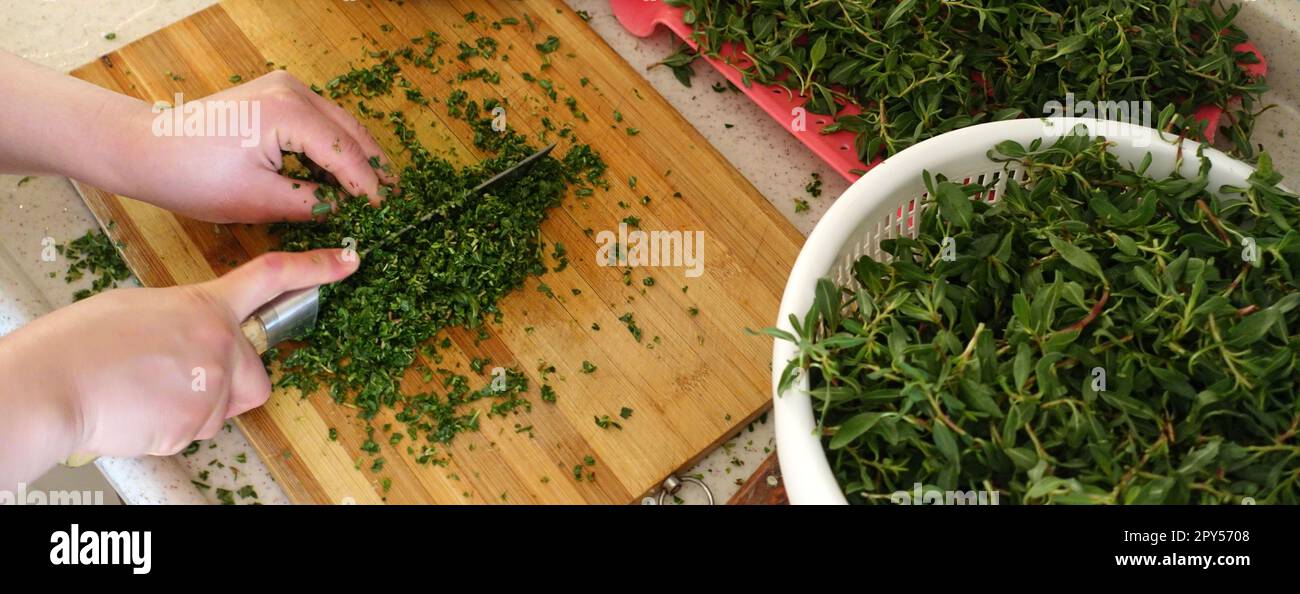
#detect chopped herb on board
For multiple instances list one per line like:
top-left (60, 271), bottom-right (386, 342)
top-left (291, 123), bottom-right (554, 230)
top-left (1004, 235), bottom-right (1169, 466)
top-left (618, 312), bottom-right (643, 342)
top-left (573, 455), bottom-right (597, 482)
top-left (272, 34), bottom-right (609, 464)
top-left (594, 415), bottom-right (621, 430)
top-left (551, 242), bottom-right (569, 272)
top-left (535, 35), bottom-right (561, 54)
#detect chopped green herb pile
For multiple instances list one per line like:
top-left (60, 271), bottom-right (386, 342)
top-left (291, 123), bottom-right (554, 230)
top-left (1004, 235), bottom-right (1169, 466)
top-left (59, 229), bottom-right (131, 301)
top-left (273, 31), bottom-right (608, 465)
top-left (665, 0), bottom-right (1268, 159)
top-left (772, 132), bottom-right (1300, 504)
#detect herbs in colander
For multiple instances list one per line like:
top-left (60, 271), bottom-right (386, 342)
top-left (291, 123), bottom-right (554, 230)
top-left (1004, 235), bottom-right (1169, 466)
top-left (770, 133), bottom-right (1300, 504)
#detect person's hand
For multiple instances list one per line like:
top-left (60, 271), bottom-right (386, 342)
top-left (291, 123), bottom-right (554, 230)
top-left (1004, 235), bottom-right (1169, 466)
top-left (0, 249), bottom-right (357, 486)
top-left (0, 53), bottom-right (396, 224)
top-left (119, 70), bottom-right (398, 223)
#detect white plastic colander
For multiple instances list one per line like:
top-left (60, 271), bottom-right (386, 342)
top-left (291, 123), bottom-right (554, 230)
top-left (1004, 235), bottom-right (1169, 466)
top-left (771, 117), bottom-right (1262, 504)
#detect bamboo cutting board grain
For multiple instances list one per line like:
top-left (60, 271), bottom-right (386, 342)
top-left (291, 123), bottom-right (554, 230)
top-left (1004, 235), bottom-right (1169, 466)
top-left (70, 0), bottom-right (802, 504)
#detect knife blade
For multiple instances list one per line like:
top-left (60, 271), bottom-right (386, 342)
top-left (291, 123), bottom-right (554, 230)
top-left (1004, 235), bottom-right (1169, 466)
top-left (360, 142), bottom-right (557, 257)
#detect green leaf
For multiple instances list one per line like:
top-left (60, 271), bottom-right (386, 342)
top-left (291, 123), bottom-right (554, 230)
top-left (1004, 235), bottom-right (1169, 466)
top-left (960, 377), bottom-right (1003, 417)
top-left (1004, 447), bottom-right (1038, 471)
top-left (932, 421), bottom-right (960, 464)
top-left (809, 35), bottom-right (827, 71)
top-left (1100, 391), bottom-right (1157, 421)
top-left (1013, 342), bottom-right (1034, 389)
top-left (883, 0), bottom-right (917, 30)
top-left (1026, 476), bottom-right (1071, 499)
top-left (1132, 266), bottom-right (1161, 294)
top-left (813, 277), bottom-right (840, 330)
top-left (1227, 309), bottom-right (1279, 348)
top-left (829, 412), bottom-right (889, 449)
top-left (1048, 234), bottom-right (1106, 283)
top-left (1177, 440), bottom-right (1221, 475)
top-left (1047, 34), bottom-right (1088, 61)
top-left (934, 181), bottom-right (973, 228)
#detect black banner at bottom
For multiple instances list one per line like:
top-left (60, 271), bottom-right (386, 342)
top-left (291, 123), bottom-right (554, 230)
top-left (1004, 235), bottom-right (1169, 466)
top-left (0, 504), bottom-right (1292, 579)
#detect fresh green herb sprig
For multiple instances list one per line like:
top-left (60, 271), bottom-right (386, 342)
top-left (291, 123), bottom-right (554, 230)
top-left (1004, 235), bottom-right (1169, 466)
top-left (665, 0), bottom-right (1268, 159)
top-left (771, 132), bottom-right (1300, 504)
top-left (650, 43), bottom-right (698, 88)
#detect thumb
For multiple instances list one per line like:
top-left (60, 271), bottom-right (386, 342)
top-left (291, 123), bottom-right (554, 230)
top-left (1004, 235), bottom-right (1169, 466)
top-left (206, 249), bottom-right (359, 320)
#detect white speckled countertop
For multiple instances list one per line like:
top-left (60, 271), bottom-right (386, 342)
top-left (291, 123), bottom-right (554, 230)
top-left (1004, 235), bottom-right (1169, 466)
top-left (2, 0), bottom-right (1297, 505)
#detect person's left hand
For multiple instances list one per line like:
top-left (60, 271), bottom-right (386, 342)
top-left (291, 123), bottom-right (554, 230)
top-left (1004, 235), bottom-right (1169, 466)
top-left (117, 70), bottom-right (398, 223)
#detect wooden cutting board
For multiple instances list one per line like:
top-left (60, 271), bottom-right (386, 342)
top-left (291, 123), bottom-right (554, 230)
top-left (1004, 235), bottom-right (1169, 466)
top-left (70, 0), bottom-right (802, 504)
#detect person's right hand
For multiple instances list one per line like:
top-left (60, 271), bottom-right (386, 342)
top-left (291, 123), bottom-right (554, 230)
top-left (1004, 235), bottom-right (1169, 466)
top-left (0, 249), bottom-right (357, 482)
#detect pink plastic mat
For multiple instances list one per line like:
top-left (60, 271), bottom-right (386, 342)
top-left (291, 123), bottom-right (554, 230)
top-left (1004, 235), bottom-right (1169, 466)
top-left (612, 0), bottom-right (1268, 182)
top-left (612, 0), bottom-right (871, 182)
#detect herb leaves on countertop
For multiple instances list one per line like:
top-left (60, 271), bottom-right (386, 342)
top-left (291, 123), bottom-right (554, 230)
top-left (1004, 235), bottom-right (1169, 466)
top-left (59, 228), bottom-right (131, 301)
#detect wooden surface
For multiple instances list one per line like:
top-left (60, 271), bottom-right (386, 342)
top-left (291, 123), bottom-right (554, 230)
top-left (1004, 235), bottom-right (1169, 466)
top-left (70, 0), bottom-right (803, 504)
top-left (728, 452), bottom-right (788, 505)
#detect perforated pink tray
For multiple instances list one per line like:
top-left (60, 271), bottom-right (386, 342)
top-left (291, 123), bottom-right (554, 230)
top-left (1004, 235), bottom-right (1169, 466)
top-left (612, 0), bottom-right (1268, 183)
top-left (612, 0), bottom-right (872, 182)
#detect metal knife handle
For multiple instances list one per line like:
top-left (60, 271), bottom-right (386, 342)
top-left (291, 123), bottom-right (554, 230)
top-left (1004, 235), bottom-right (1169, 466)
top-left (240, 286), bottom-right (320, 354)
